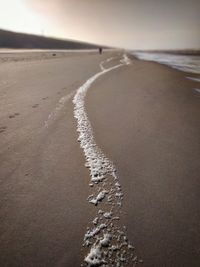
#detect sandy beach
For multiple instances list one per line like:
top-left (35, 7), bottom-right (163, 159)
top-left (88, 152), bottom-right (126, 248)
top-left (0, 51), bottom-right (200, 267)
top-left (86, 56), bottom-right (200, 266)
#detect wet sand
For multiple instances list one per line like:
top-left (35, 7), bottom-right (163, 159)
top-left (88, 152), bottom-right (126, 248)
top-left (86, 57), bottom-right (200, 266)
top-left (0, 51), bottom-right (200, 266)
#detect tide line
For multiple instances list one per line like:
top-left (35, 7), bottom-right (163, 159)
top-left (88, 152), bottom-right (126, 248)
top-left (73, 54), bottom-right (142, 266)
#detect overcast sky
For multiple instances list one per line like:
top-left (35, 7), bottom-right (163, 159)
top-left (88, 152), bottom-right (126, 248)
top-left (0, 0), bottom-right (199, 49)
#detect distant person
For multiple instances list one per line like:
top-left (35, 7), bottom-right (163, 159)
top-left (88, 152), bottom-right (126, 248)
top-left (99, 47), bottom-right (103, 54)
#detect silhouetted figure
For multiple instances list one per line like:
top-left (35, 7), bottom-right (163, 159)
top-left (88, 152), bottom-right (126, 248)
top-left (99, 47), bottom-right (103, 54)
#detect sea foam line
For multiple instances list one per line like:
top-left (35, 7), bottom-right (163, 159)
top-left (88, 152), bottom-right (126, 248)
top-left (73, 54), bottom-right (131, 183)
top-left (44, 91), bottom-right (75, 128)
top-left (186, 77), bottom-right (200, 83)
top-left (194, 88), bottom-right (200, 93)
top-left (99, 57), bottom-right (116, 71)
top-left (73, 55), bottom-right (141, 266)
top-left (73, 57), bottom-right (126, 183)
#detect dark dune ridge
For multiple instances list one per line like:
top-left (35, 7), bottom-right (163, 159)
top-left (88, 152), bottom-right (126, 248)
top-left (0, 29), bottom-right (101, 49)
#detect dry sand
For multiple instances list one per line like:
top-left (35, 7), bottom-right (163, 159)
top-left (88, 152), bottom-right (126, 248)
top-left (0, 50), bottom-right (199, 267)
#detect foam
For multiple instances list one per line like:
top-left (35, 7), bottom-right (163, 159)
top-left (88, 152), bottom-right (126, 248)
top-left (84, 224), bottom-right (107, 241)
top-left (120, 54), bottom-right (132, 65)
top-left (93, 217), bottom-right (99, 225)
top-left (73, 54), bottom-right (139, 266)
top-left (194, 88), bottom-right (200, 93)
top-left (187, 77), bottom-right (200, 82)
top-left (100, 233), bottom-right (112, 247)
top-left (99, 57), bottom-right (115, 71)
top-left (44, 91), bottom-right (75, 128)
top-left (88, 190), bottom-right (108, 206)
top-left (103, 212), bottom-right (113, 219)
top-left (84, 245), bottom-right (104, 266)
top-left (73, 56), bottom-right (128, 184)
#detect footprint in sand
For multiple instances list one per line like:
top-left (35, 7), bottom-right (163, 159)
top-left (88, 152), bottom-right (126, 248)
top-left (32, 104), bottom-right (39, 108)
top-left (9, 112), bottom-right (20, 119)
top-left (42, 97), bottom-right (49, 100)
top-left (9, 114), bottom-right (15, 119)
top-left (0, 126), bottom-right (7, 133)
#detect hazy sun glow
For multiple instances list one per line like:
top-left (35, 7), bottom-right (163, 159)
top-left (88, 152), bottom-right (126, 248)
top-left (0, 0), bottom-right (46, 35)
top-left (0, 0), bottom-right (199, 49)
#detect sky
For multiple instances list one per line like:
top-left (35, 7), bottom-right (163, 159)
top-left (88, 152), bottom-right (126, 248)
top-left (0, 0), bottom-right (199, 50)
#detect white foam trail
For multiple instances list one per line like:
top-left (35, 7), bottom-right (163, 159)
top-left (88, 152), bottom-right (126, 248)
top-left (44, 91), bottom-right (75, 128)
top-left (187, 77), bottom-right (200, 83)
top-left (194, 88), bottom-right (200, 93)
top-left (73, 54), bottom-right (140, 266)
top-left (120, 54), bottom-right (132, 65)
top-left (99, 57), bottom-right (115, 71)
top-left (88, 190), bottom-right (109, 206)
top-left (73, 58), bottom-right (126, 183)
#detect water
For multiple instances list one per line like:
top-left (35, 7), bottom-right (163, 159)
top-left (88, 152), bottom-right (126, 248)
top-left (132, 52), bottom-right (200, 75)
